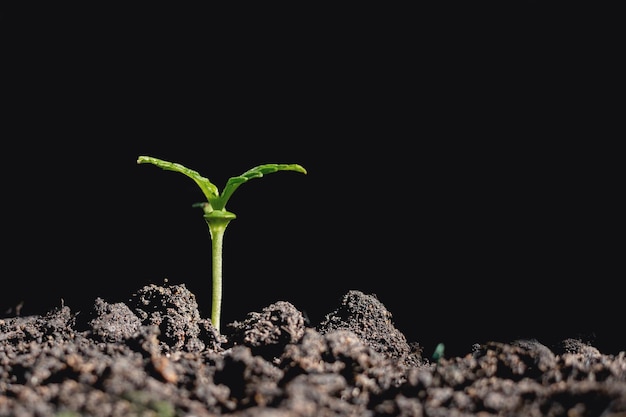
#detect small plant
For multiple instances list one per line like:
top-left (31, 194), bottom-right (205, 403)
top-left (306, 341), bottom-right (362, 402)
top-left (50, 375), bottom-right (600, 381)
top-left (432, 342), bottom-right (445, 363)
top-left (137, 156), bottom-right (307, 332)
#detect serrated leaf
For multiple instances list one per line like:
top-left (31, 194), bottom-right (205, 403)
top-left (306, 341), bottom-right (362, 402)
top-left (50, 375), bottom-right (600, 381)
top-left (137, 156), bottom-right (219, 201)
top-left (219, 164), bottom-right (307, 208)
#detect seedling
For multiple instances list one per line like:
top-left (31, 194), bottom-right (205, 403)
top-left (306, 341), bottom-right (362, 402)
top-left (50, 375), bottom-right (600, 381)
top-left (137, 156), bottom-right (307, 332)
top-left (432, 343), bottom-right (445, 363)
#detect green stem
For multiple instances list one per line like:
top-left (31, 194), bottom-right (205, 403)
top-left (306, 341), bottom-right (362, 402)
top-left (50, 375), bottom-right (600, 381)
top-left (204, 210), bottom-right (236, 332)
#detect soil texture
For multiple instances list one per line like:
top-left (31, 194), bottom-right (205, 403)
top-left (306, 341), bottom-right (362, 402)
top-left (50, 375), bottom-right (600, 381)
top-left (1, 283), bottom-right (625, 416)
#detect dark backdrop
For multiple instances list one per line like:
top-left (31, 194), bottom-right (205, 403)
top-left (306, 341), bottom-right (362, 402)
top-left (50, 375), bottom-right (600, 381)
top-left (2, 5), bottom-right (622, 358)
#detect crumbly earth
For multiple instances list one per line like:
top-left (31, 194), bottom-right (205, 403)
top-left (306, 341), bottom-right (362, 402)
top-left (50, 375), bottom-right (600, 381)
top-left (1, 284), bottom-right (625, 417)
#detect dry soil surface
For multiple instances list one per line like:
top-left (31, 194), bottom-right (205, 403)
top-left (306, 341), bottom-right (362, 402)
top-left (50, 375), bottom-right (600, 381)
top-left (1, 284), bottom-right (625, 416)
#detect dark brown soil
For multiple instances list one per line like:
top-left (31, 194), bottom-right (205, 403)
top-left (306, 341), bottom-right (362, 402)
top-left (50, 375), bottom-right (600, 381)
top-left (1, 283), bottom-right (625, 416)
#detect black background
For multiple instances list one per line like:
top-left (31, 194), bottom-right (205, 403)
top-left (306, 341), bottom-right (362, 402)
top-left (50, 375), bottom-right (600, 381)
top-left (1, 5), bottom-right (622, 358)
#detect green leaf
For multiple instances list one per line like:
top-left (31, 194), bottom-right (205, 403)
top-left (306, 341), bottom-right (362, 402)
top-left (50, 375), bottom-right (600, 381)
top-left (137, 156), bottom-right (219, 202)
top-left (219, 164), bottom-right (307, 209)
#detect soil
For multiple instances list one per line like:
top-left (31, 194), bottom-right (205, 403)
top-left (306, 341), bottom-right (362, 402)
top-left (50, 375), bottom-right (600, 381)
top-left (1, 284), bottom-right (625, 417)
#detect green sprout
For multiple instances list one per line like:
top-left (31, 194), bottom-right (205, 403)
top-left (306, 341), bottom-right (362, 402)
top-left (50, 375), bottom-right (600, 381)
top-left (432, 342), bottom-right (445, 363)
top-left (137, 156), bottom-right (307, 332)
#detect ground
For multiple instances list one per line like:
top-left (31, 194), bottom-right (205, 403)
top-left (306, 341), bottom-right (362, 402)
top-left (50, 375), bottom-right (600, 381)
top-left (1, 283), bottom-right (625, 417)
